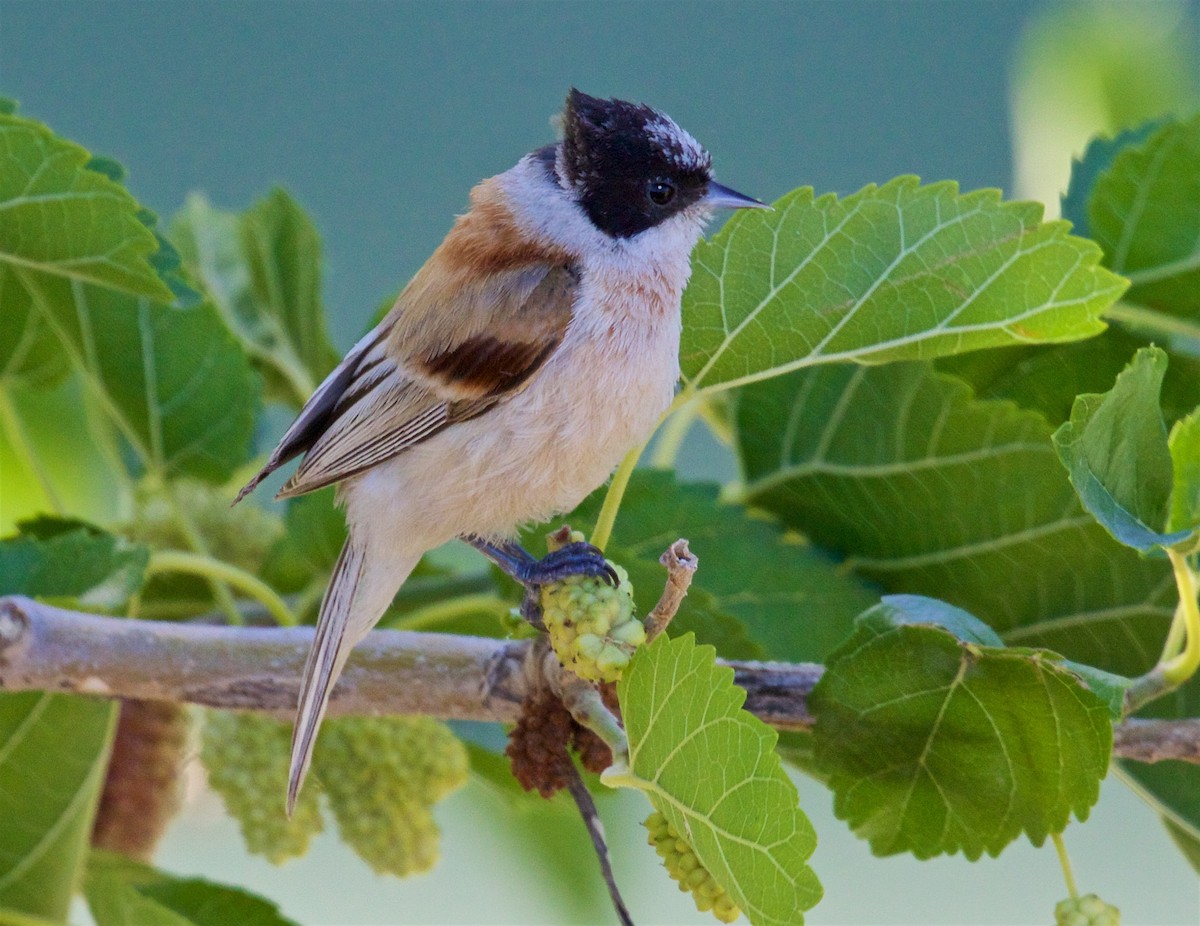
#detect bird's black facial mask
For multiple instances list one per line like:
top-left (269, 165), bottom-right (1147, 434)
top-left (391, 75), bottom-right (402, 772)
top-left (556, 89), bottom-right (713, 239)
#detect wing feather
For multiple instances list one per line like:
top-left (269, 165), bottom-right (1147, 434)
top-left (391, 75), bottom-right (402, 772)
top-left (278, 386), bottom-right (450, 497)
top-left (238, 261), bottom-right (577, 502)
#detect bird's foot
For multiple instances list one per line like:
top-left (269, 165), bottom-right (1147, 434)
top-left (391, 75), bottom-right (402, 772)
top-left (522, 541), bottom-right (619, 586)
top-left (464, 535), bottom-right (618, 588)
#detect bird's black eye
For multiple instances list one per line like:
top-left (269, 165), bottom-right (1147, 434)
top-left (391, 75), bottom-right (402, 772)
top-left (647, 179), bottom-right (676, 206)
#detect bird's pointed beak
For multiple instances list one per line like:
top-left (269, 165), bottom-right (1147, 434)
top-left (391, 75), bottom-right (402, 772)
top-left (704, 181), bottom-right (771, 210)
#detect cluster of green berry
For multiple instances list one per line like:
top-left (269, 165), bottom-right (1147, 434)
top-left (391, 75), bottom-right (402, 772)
top-left (1055, 894), bottom-right (1120, 926)
top-left (645, 810), bottom-right (741, 924)
top-left (314, 715), bottom-right (469, 877)
top-left (539, 564), bottom-right (645, 682)
top-left (201, 711), bottom-right (324, 863)
top-left (201, 711), bottom-right (468, 876)
top-left (125, 478), bottom-right (283, 573)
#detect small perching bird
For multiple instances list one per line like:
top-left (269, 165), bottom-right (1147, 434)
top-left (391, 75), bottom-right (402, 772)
top-left (235, 88), bottom-right (767, 812)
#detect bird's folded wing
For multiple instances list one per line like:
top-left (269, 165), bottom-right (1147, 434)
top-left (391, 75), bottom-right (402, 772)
top-left (235, 262), bottom-right (578, 502)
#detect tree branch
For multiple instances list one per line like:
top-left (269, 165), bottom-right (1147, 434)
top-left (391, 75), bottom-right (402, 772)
top-left (1, 595), bottom-right (1197, 765)
top-left (1112, 718), bottom-right (1200, 764)
top-left (0, 595), bottom-right (511, 721)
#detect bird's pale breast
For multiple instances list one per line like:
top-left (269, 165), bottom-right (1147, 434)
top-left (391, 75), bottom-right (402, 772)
top-left (344, 264), bottom-right (683, 552)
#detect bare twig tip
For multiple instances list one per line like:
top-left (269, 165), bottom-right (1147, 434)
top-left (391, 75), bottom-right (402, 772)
top-left (661, 538), bottom-right (697, 571)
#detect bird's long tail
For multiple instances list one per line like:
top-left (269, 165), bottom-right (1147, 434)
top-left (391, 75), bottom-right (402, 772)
top-left (287, 534), bottom-right (419, 814)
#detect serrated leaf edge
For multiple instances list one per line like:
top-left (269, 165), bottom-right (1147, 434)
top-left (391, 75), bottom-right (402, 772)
top-left (684, 177), bottom-right (1124, 395)
top-left (0, 113), bottom-right (172, 301)
top-left (610, 635), bottom-right (820, 924)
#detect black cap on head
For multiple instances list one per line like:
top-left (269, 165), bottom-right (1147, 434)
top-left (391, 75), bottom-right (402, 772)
top-left (557, 89), bottom-right (713, 239)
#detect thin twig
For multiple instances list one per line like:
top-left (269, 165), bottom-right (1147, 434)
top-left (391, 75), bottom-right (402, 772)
top-left (554, 663), bottom-right (628, 758)
top-left (1051, 831), bottom-right (1079, 901)
top-left (565, 763), bottom-right (635, 926)
top-left (1, 595), bottom-right (1198, 764)
top-left (644, 539), bottom-right (697, 642)
top-left (499, 623), bottom-right (633, 923)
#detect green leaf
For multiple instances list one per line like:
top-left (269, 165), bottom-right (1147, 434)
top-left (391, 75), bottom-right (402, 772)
top-left (83, 157), bottom-right (125, 184)
top-left (863, 593), bottom-right (1003, 646)
top-left (0, 693), bottom-right (117, 923)
top-left (0, 112), bottom-right (171, 301)
top-left (1164, 818), bottom-right (1200, 875)
top-left (142, 219), bottom-right (201, 308)
top-left (168, 196), bottom-right (248, 319)
top-left (172, 190), bottom-right (338, 406)
top-left (1052, 346), bottom-right (1192, 551)
top-left (1089, 114), bottom-right (1200, 313)
top-left (0, 378), bottom-right (122, 535)
top-left (650, 586), bottom-right (765, 661)
top-left (547, 471), bottom-right (878, 661)
top-left (609, 633), bottom-right (822, 925)
top-left (240, 189), bottom-right (338, 383)
top-left (1061, 120), bottom-right (1165, 239)
top-left (1061, 661), bottom-right (1131, 721)
top-left (680, 177), bottom-right (1125, 395)
top-left (736, 360), bottom-right (1174, 677)
top-left (810, 598), bottom-right (1112, 859)
top-left (0, 908), bottom-right (59, 926)
top-left (85, 878), bottom-right (193, 926)
top-left (0, 127), bottom-right (192, 393)
top-left (0, 494), bottom-right (128, 926)
top-left (937, 326), bottom-right (1200, 428)
top-left (1168, 408), bottom-right (1200, 536)
top-left (21, 276), bottom-right (260, 483)
top-left (85, 851), bottom-right (299, 926)
top-left (0, 267), bottom-right (65, 387)
top-left (0, 518), bottom-right (147, 611)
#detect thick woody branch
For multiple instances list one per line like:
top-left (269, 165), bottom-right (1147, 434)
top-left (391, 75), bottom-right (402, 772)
top-left (1, 595), bottom-right (1197, 765)
top-left (0, 595), bottom-right (513, 721)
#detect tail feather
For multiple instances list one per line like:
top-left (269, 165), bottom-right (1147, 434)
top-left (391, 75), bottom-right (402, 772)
top-left (286, 535), bottom-right (418, 815)
top-left (287, 539), bottom-right (365, 814)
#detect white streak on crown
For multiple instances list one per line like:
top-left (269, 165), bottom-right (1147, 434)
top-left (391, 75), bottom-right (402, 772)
top-left (645, 114), bottom-right (711, 172)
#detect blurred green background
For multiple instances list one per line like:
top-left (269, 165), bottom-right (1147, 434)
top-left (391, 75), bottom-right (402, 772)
top-left (2, 1), bottom-right (1199, 923)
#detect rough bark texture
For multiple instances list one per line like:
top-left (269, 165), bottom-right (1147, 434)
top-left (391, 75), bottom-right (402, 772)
top-left (2, 595), bottom-right (1198, 765)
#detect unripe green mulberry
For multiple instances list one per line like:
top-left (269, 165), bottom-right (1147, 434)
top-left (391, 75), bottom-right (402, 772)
top-left (125, 478), bottom-right (283, 573)
top-left (645, 810), bottom-right (741, 924)
top-left (1055, 894), bottom-right (1120, 926)
top-left (201, 710), bottom-right (323, 863)
top-left (314, 716), bottom-right (469, 877)
top-left (540, 564), bottom-right (644, 682)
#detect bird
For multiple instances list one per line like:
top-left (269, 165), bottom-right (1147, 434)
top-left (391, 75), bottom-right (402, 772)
top-left (235, 88), bottom-right (767, 812)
